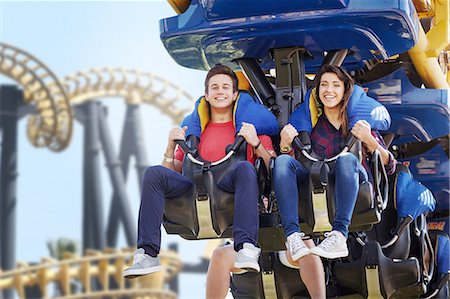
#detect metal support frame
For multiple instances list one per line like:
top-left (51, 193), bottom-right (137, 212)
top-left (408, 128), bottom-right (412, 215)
top-left (74, 101), bottom-right (150, 250)
top-left (236, 58), bottom-right (276, 108)
top-left (97, 105), bottom-right (136, 247)
top-left (79, 102), bottom-right (105, 251)
top-left (106, 104), bottom-right (147, 247)
top-left (168, 243), bottom-right (180, 293)
top-left (77, 101), bottom-right (141, 250)
top-left (0, 91), bottom-right (163, 296)
top-left (168, 242), bottom-right (210, 293)
top-left (273, 47), bottom-right (307, 127)
top-left (131, 105), bottom-right (150, 187)
top-left (0, 85), bottom-right (24, 299)
top-left (322, 49), bottom-right (349, 67)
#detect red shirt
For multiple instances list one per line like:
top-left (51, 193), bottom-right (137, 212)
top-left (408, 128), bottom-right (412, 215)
top-left (175, 121), bottom-right (273, 164)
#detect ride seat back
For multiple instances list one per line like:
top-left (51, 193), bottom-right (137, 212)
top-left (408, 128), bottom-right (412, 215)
top-left (333, 240), bottom-right (421, 298)
top-left (328, 176), bottom-right (379, 232)
top-left (163, 137), bottom-right (247, 240)
top-left (298, 151), bottom-right (386, 234)
top-left (272, 253), bottom-right (309, 298)
top-left (230, 251), bottom-right (309, 298)
top-left (365, 163), bottom-right (413, 260)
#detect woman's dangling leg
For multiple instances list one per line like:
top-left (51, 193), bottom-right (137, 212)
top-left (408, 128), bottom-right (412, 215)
top-left (311, 153), bottom-right (368, 259)
top-left (333, 153), bottom-right (368, 237)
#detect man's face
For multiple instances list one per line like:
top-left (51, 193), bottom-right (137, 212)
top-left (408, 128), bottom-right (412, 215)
top-left (205, 74), bottom-right (238, 110)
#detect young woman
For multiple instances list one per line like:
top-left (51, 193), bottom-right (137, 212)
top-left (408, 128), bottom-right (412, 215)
top-left (274, 65), bottom-right (396, 260)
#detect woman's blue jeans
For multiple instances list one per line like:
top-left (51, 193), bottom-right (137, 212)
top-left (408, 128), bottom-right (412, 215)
top-left (273, 153), bottom-right (368, 238)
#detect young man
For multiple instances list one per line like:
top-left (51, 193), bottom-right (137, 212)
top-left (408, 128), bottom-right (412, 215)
top-left (123, 65), bottom-right (276, 278)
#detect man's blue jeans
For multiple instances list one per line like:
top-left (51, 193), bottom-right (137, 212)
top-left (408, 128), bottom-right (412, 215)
top-left (137, 161), bottom-right (259, 255)
top-left (273, 153), bottom-right (368, 238)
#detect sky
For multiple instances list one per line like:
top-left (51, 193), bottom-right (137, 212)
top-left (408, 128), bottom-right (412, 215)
top-left (0, 1), bottom-right (217, 297)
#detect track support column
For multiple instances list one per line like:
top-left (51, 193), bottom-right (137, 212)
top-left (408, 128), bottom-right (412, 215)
top-left (0, 85), bottom-right (24, 299)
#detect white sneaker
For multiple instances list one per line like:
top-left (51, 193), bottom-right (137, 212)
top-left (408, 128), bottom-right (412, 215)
top-left (285, 232), bottom-right (310, 261)
top-left (311, 230), bottom-right (349, 259)
top-left (123, 248), bottom-right (161, 279)
top-left (234, 243), bottom-right (261, 272)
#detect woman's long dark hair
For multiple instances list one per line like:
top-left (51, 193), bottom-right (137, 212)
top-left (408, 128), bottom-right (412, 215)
top-left (314, 65), bottom-right (354, 135)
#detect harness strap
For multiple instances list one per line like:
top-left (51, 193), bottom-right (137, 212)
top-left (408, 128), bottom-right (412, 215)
top-left (193, 162), bottom-right (211, 201)
top-left (310, 161), bottom-right (330, 193)
top-left (261, 252), bottom-right (277, 299)
top-left (193, 162), bottom-right (219, 238)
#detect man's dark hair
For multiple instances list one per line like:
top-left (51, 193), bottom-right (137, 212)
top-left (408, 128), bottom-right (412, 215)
top-left (204, 64), bottom-right (239, 93)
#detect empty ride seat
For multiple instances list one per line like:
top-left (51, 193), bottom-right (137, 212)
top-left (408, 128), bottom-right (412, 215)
top-left (230, 271), bottom-right (264, 299)
top-left (425, 230), bottom-right (450, 299)
top-left (333, 240), bottom-right (422, 299)
top-left (338, 164), bottom-right (439, 298)
top-left (230, 251), bottom-right (309, 298)
top-left (272, 252), bottom-right (309, 298)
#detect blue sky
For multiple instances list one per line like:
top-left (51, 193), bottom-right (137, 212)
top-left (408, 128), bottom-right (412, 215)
top-left (1, 1), bottom-right (213, 297)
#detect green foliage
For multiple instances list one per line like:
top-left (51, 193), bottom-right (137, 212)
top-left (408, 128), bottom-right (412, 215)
top-left (46, 238), bottom-right (79, 260)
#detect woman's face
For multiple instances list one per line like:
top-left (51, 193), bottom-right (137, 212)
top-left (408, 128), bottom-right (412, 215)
top-left (318, 72), bottom-right (345, 110)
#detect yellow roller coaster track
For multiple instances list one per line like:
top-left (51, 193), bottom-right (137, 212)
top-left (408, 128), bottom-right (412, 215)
top-left (409, 0), bottom-right (449, 88)
top-left (0, 248), bottom-right (181, 299)
top-left (0, 43), bottom-right (197, 151)
top-left (0, 42), bottom-right (73, 152)
top-left (0, 42), bottom-right (200, 298)
top-left (62, 67), bottom-right (194, 124)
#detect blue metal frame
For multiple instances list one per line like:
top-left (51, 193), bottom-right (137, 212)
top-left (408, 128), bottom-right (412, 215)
top-left (160, 0), bottom-right (418, 72)
top-left (201, 0), bottom-right (349, 20)
top-left (365, 68), bottom-right (449, 214)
